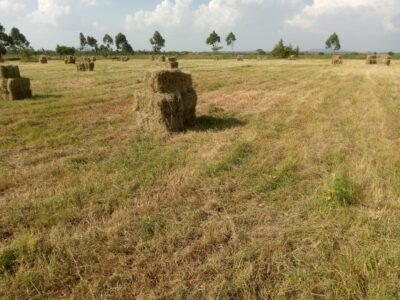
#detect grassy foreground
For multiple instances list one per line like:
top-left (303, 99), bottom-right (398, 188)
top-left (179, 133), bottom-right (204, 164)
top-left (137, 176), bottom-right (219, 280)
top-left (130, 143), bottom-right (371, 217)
top-left (1, 58), bottom-right (400, 299)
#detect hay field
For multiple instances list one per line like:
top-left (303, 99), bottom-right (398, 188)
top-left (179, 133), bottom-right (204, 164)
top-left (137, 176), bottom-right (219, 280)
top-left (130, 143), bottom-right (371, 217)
top-left (1, 59), bottom-right (400, 299)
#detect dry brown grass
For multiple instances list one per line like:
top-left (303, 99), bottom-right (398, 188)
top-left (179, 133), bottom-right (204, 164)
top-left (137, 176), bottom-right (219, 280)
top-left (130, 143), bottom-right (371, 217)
top-left (1, 59), bottom-right (400, 299)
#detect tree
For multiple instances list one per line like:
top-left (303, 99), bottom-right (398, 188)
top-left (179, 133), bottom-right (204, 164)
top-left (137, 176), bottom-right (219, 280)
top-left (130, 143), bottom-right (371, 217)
top-left (0, 23), bottom-right (10, 56)
top-left (206, 30), bottom-right (222, 53)
top-left (9, 27), bottom-right (29, 49)
top-left (121, 42), bottom-right (133, 54)
top-left (325, 32), bottom-right (341, 54)
top-left (86, 36), bottom-right (98, 51)
top-left (56, 45), bottom-right (76, 56)
top-left (226, 32), bottom-right (236, 53)
top-left (271, 39), bottom-right (299, 58)
top-left (79, 32), bottom-right (87, 50)
top-left (115, 33), bottom-right (128, 50)
top-left (150, 31), bottom-right (165, 53)
top-left (103, 34), bottom-right (113, 50)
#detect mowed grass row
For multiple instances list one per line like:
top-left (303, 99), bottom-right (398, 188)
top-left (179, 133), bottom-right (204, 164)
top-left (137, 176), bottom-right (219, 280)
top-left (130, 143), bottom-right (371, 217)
top-left (1, 59), bottom-right (400, 299)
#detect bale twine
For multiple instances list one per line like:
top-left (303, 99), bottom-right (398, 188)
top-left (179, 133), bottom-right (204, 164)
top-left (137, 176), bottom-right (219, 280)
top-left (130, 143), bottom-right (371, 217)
top-left (366, 55), bottom-right (377, 65)
top-left (134, 70), bottom-right (197, 132)
top-left (39, 55), bottom-right (48, 64)
top-left (1, 65), bottom-right (32, 100)
top-left (332, 55), bottom-right (343, 65)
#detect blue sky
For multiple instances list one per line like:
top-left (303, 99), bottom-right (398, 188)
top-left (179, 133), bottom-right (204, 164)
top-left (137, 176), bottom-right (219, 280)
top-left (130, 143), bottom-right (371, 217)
top-left (0, 0), bottom-right (399, 52)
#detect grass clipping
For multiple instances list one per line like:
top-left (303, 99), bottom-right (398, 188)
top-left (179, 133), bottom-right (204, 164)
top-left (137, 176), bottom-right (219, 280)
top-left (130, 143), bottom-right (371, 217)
top-left (134, 70), bottom-right (197, 132)
top-left (1, 65), bottom-right (32, 100)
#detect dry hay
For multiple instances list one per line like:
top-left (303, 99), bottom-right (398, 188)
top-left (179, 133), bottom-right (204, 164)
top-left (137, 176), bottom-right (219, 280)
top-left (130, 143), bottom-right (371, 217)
top-left (134, 70), bottom-right (197, 132)
top-left (378, 55), bottom-right (391, 66)
top-left (39, 55), bottom-right (48, 64)
top-left (120, 56), bottom-right (130, 62)
top-left (237, 55), bottom-right (244, 61)
top-left (332, 55), bottom-right (343, 65)
top-left (64, 56), bottom-right (76, 64)
top-left (158, 55), bottom-right (166, 62)
top-left (76, 61), bottom-right (95, 72)
top-left (1, 65), bottom-right (32, 100)
top-left (366, 55), bottom-right (377, 65)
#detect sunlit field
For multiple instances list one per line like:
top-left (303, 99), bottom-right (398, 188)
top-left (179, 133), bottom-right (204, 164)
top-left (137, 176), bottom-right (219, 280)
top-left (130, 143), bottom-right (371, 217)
top-left (1, 58), bottom-right (400, 299)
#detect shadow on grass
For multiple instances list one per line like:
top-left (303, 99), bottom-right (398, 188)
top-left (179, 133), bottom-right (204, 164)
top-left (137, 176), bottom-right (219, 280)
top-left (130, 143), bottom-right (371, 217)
top-left (193, 115), bottom-right (246, 132)
top-left (31, 94), bottom-right (63, 101)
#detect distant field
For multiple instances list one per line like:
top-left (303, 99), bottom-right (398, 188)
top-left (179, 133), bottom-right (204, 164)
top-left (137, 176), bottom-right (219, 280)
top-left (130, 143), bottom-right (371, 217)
top-left (1, 59), bottom-right (400, 299)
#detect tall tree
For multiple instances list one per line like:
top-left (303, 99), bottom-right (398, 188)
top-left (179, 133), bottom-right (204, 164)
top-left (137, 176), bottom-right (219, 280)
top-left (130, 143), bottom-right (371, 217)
top-left (79, 32), bottom-right (87, 50)
top-left (325, 32), bottom-right (341, 54)
top-left (86, 36), bottom-right (98, 51)
top-left (206, 30), bottom-right (222, 53)
top-left (226, 32), bottom-right (236, 53)
top-left (271, 39), bottom-right (286, 58)
top-left (0, 23), bottom-right (10, 56)
top-left (103, 34), bottom-right (113, 50)
top-left (150, 31), bottom-right (165, 52)
top-left (121, 42), bottom-right (133, 54)
top-left (9, 27), bottom-right (29, 49)
top-left (115, 33), bottom-right (128, 50)
top-left (150, 31), bottom-right (165, 53)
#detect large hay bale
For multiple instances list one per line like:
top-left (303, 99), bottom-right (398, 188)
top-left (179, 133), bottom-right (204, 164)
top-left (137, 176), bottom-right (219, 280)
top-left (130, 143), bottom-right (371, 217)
top-left (332, 55), bottom-right (343, 65)
top-left (135, 70), bottom-right (197, 132)
top-left (366, 55), bottom-right (377, 65)
top-left (378, 55), bottom-right (391, 66)
top-left (0, 65), bottom-right (32, 100)
top-left (39, 55), bottom-right (48, 64)
top-left (64, 56), bottom-right (76, 64)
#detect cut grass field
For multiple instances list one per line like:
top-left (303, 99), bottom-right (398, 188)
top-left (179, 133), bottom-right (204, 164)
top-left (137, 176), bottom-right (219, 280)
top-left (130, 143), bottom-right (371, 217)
top-left (1, 58), bottom-right (400, 299)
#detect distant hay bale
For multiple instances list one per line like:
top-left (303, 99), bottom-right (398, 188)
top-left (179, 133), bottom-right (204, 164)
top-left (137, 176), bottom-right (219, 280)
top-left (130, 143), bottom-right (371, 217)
top-left (64, 56), bottom-right (76, 64)
top-left (91, 56), bottom-right (97, 62)
top-left (165, 57), bottom-right (179, 69)
top-left (237, 55), bottom-right (244, 61)
top-left (158, 55), bottom-right (166, 62)
top-left (213, 55), bottom-right (220, 61)
top-left (332, 55), bottom-right (343, 65)
top-left (366, 55), bottom-right (377, 65)
top-left (120, 56), bottom-right (130, 62)
top-left (257, 55), bottom-right (263, 61)
top-left (378, 55), bottom-right (391, 66)
top-left (39, 55), bottom-right (48, 64)
top-left (1, 65), bottom-right (32, 100)
top-left (76, 61), bottom-right (95, 72)
top-left (134, 70), bottom-right (197, 132)
top-left (151, 55), bottom-right (155, 61)
top-left (288, 55), bottom-right (297, 60)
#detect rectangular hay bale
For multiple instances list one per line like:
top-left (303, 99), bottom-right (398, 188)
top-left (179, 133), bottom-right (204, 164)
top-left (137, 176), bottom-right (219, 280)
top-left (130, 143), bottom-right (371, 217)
top-left (5, 78), bottom-right (32, 100)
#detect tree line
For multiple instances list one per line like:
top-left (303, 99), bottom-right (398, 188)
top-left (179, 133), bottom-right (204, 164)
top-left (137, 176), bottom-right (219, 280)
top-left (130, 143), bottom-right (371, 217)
top-left (0, 22), bottom-right (345, 59)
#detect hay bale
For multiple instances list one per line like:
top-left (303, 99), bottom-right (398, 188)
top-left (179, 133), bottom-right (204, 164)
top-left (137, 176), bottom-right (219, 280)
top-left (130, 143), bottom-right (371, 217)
top-left (135, 70), bottom-right (197, 132)
top-left (91, 56), bottom-right (97, 62)
top-left (151, 55), bottom-right (155, 61)
top-left (120, 56), bottom-right (130, 62)
top-left (158, 55), bottom-right (166, 62)
top-left (64, 56), bottom-right (76, 64)
top-left (0, 55), bottom-right (4, 63)
top-left (1, 65), bottom-right (20, 78)
top-left (165, 57), bottom-right (179, 69)
top-left (288, 55), bottom-right (297, 60)
top-left (213, 55), bottom-right (220, 61)
top-left (76, 61), bottom-right (95, 72)
top-left (39, 55), bottom-right (48, 64)
top-left (378, 55), bottom-right (391, 66)
top-left (0, 65), bottom-right (32, 100)
top-left (332, 55), bottom-right (343, 65)
top-left (366, 55), bottom-right (377, 65)
top-left (237, 55), bottom-right (244, 61)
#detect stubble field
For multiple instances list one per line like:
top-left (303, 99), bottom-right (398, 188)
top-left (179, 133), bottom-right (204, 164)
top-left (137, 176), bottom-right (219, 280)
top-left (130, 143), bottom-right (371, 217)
top-left (1, 58), bottom-right (400, 299)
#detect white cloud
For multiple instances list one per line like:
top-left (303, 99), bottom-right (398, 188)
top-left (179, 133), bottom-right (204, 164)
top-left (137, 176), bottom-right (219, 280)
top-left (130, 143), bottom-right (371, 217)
top-left (29, 0), bottom-right (72, 26)
top-left (286, 0), bottom-right (400, 31)
top-left (193, 0), bottom-right (268, 29)
top-left (125, 0), bottom-right (192, 29)
top-left (0, 0), bottom-right (25, 11)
